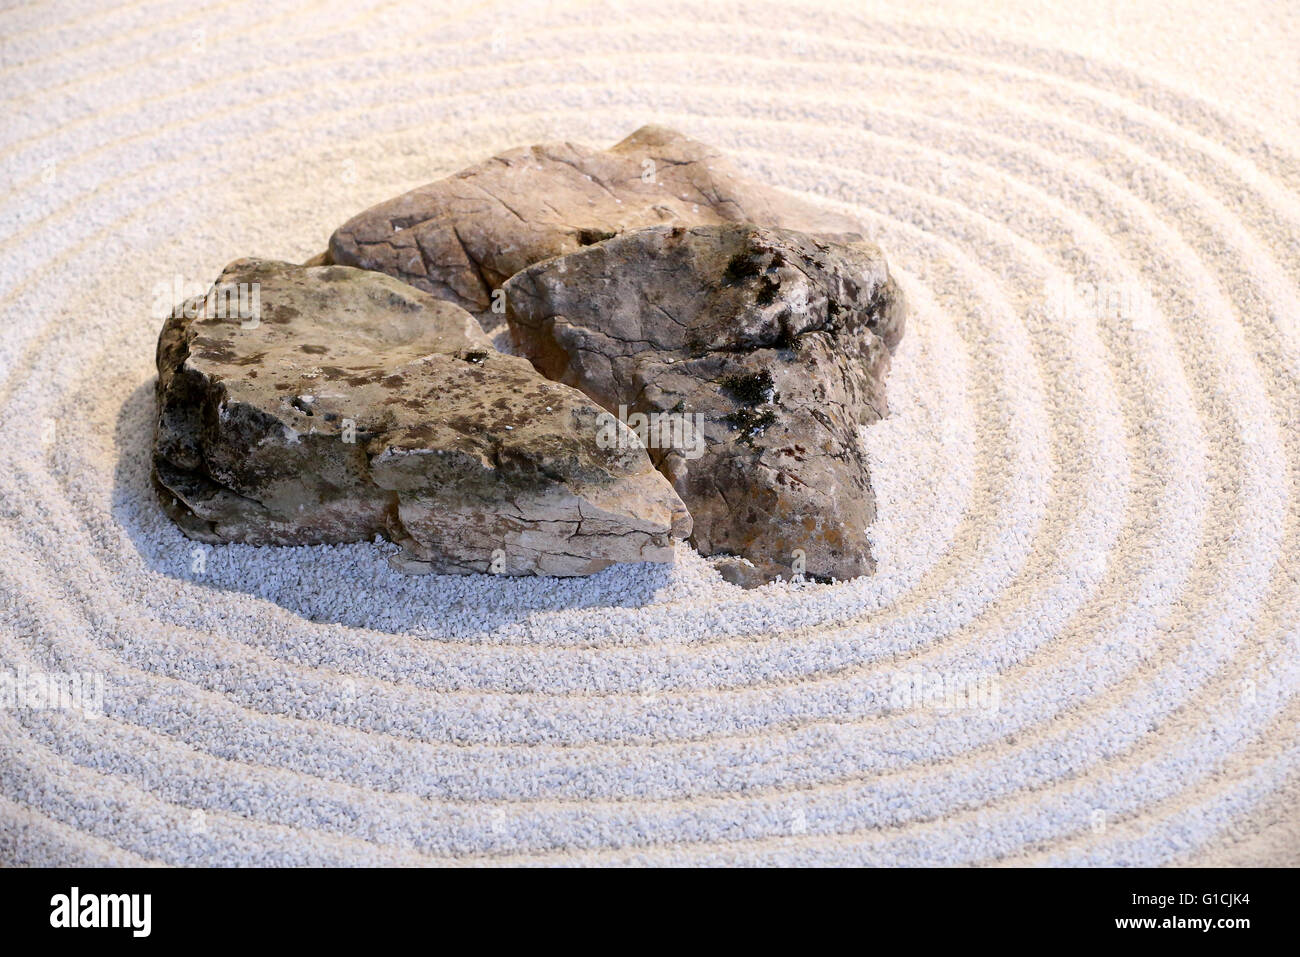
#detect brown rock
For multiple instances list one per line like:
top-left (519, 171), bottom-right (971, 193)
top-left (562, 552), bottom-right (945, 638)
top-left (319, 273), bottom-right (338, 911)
top-left (326, 125), bottom-right (864, 327)
top-left (153, 258), bottom-right (690, 576)
top-left (504, 224), bottom-right (904, 586)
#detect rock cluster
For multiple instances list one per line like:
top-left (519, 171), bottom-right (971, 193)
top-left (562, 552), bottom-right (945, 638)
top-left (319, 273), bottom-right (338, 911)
top-left (154, 127), bottom-right (904, 585)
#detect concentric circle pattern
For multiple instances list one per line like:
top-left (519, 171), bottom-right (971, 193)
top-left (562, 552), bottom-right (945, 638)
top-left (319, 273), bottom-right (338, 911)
top-left (2, 0), bottom-right (1298, 866)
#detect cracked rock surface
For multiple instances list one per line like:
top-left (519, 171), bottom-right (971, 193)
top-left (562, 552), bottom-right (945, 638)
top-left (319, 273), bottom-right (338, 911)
top-left (153, 258), bottom-right (690, 576)
top-left (325, 125), bottom-right (864, 327)
top-left (504, 224), bottom-right (905, 587)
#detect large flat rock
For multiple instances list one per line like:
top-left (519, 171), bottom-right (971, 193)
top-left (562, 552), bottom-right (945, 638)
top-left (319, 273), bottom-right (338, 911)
top-left (153, 259), bottom-right (690, 576)
top-left (325, 125), bottom-right (864, 325)
top-left (504, 224), bottom-right (905, 586)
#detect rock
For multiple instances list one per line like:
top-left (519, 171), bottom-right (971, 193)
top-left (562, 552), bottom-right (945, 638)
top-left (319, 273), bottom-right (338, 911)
top-left (153, 258), bottom-right (691, 576)
top-left (503, 224), bottom-right (905, 587)
top-left (325, 125), bottom-right (865, 327)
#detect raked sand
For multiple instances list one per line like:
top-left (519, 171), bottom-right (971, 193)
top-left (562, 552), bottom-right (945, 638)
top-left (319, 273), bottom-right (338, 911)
top-left (1, 0), bottom-right (1297, 866)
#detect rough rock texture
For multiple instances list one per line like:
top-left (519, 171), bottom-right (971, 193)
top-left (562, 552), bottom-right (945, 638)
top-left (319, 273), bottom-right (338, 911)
top-left (325, 125), bottom-right (865, 327)
top-left (153, 258), bottom-right (690, 576)
top-left (504, 224), bottom-right (905, 587)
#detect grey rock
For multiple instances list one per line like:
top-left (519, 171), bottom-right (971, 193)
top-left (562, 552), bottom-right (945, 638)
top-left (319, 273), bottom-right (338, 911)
top-left (504, 224), bottom-right (904, 587)
top-left (153, 258), bottom-right (690, 576)
top-left (325, 125), bottom-right (865, 327)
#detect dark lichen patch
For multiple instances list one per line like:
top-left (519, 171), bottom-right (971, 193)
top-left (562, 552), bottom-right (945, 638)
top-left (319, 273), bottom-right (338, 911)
top-left (723, 253), bottom-right (762, 285)
top-left (400, 422), bottom-right (435, 440)
top-left (267, 304), bottom-right (300, 324)
top-left (192, 341), bottom-right (239, 364)
top-left (723, 407), bottom-right (776, 443)
top-left (300, 344), bottom-right (328, 355)
top-left (755, 276), bottom-right (780, 305)
top-left (721, 369), bottom-right (776, 405)
top-left (367, 288), bottom-right (423, 313)
top-left (290, 396), bottom-right (315, 416)
top-left (778, 443), bottom-right (807, 462)
top-left (861, 283), bottom-right (890, 330)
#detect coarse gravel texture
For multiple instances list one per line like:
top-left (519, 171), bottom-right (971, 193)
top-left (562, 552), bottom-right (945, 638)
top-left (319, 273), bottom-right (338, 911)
top-left (0, 0), bottom-right (1297, 866)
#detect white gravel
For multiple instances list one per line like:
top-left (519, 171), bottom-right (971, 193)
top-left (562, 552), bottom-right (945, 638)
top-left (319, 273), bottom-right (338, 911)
top-left (1, 0), bottom-right (1297, 866)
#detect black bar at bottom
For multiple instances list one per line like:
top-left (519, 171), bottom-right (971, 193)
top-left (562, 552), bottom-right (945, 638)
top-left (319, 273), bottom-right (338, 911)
top-left (0, 866), bottom-right (1286, 945)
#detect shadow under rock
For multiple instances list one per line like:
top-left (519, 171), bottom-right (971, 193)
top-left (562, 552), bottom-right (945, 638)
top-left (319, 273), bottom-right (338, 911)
top-left (112, 380), bottom-right (680, 638)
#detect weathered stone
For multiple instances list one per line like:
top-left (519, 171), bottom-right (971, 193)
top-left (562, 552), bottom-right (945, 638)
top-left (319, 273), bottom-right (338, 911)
top-left (324, 125), bottom-right (865, 326)
top-left (504, 224), bottom-right (904, 587)
top-left (153, 258), bottom-right (690, 576)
